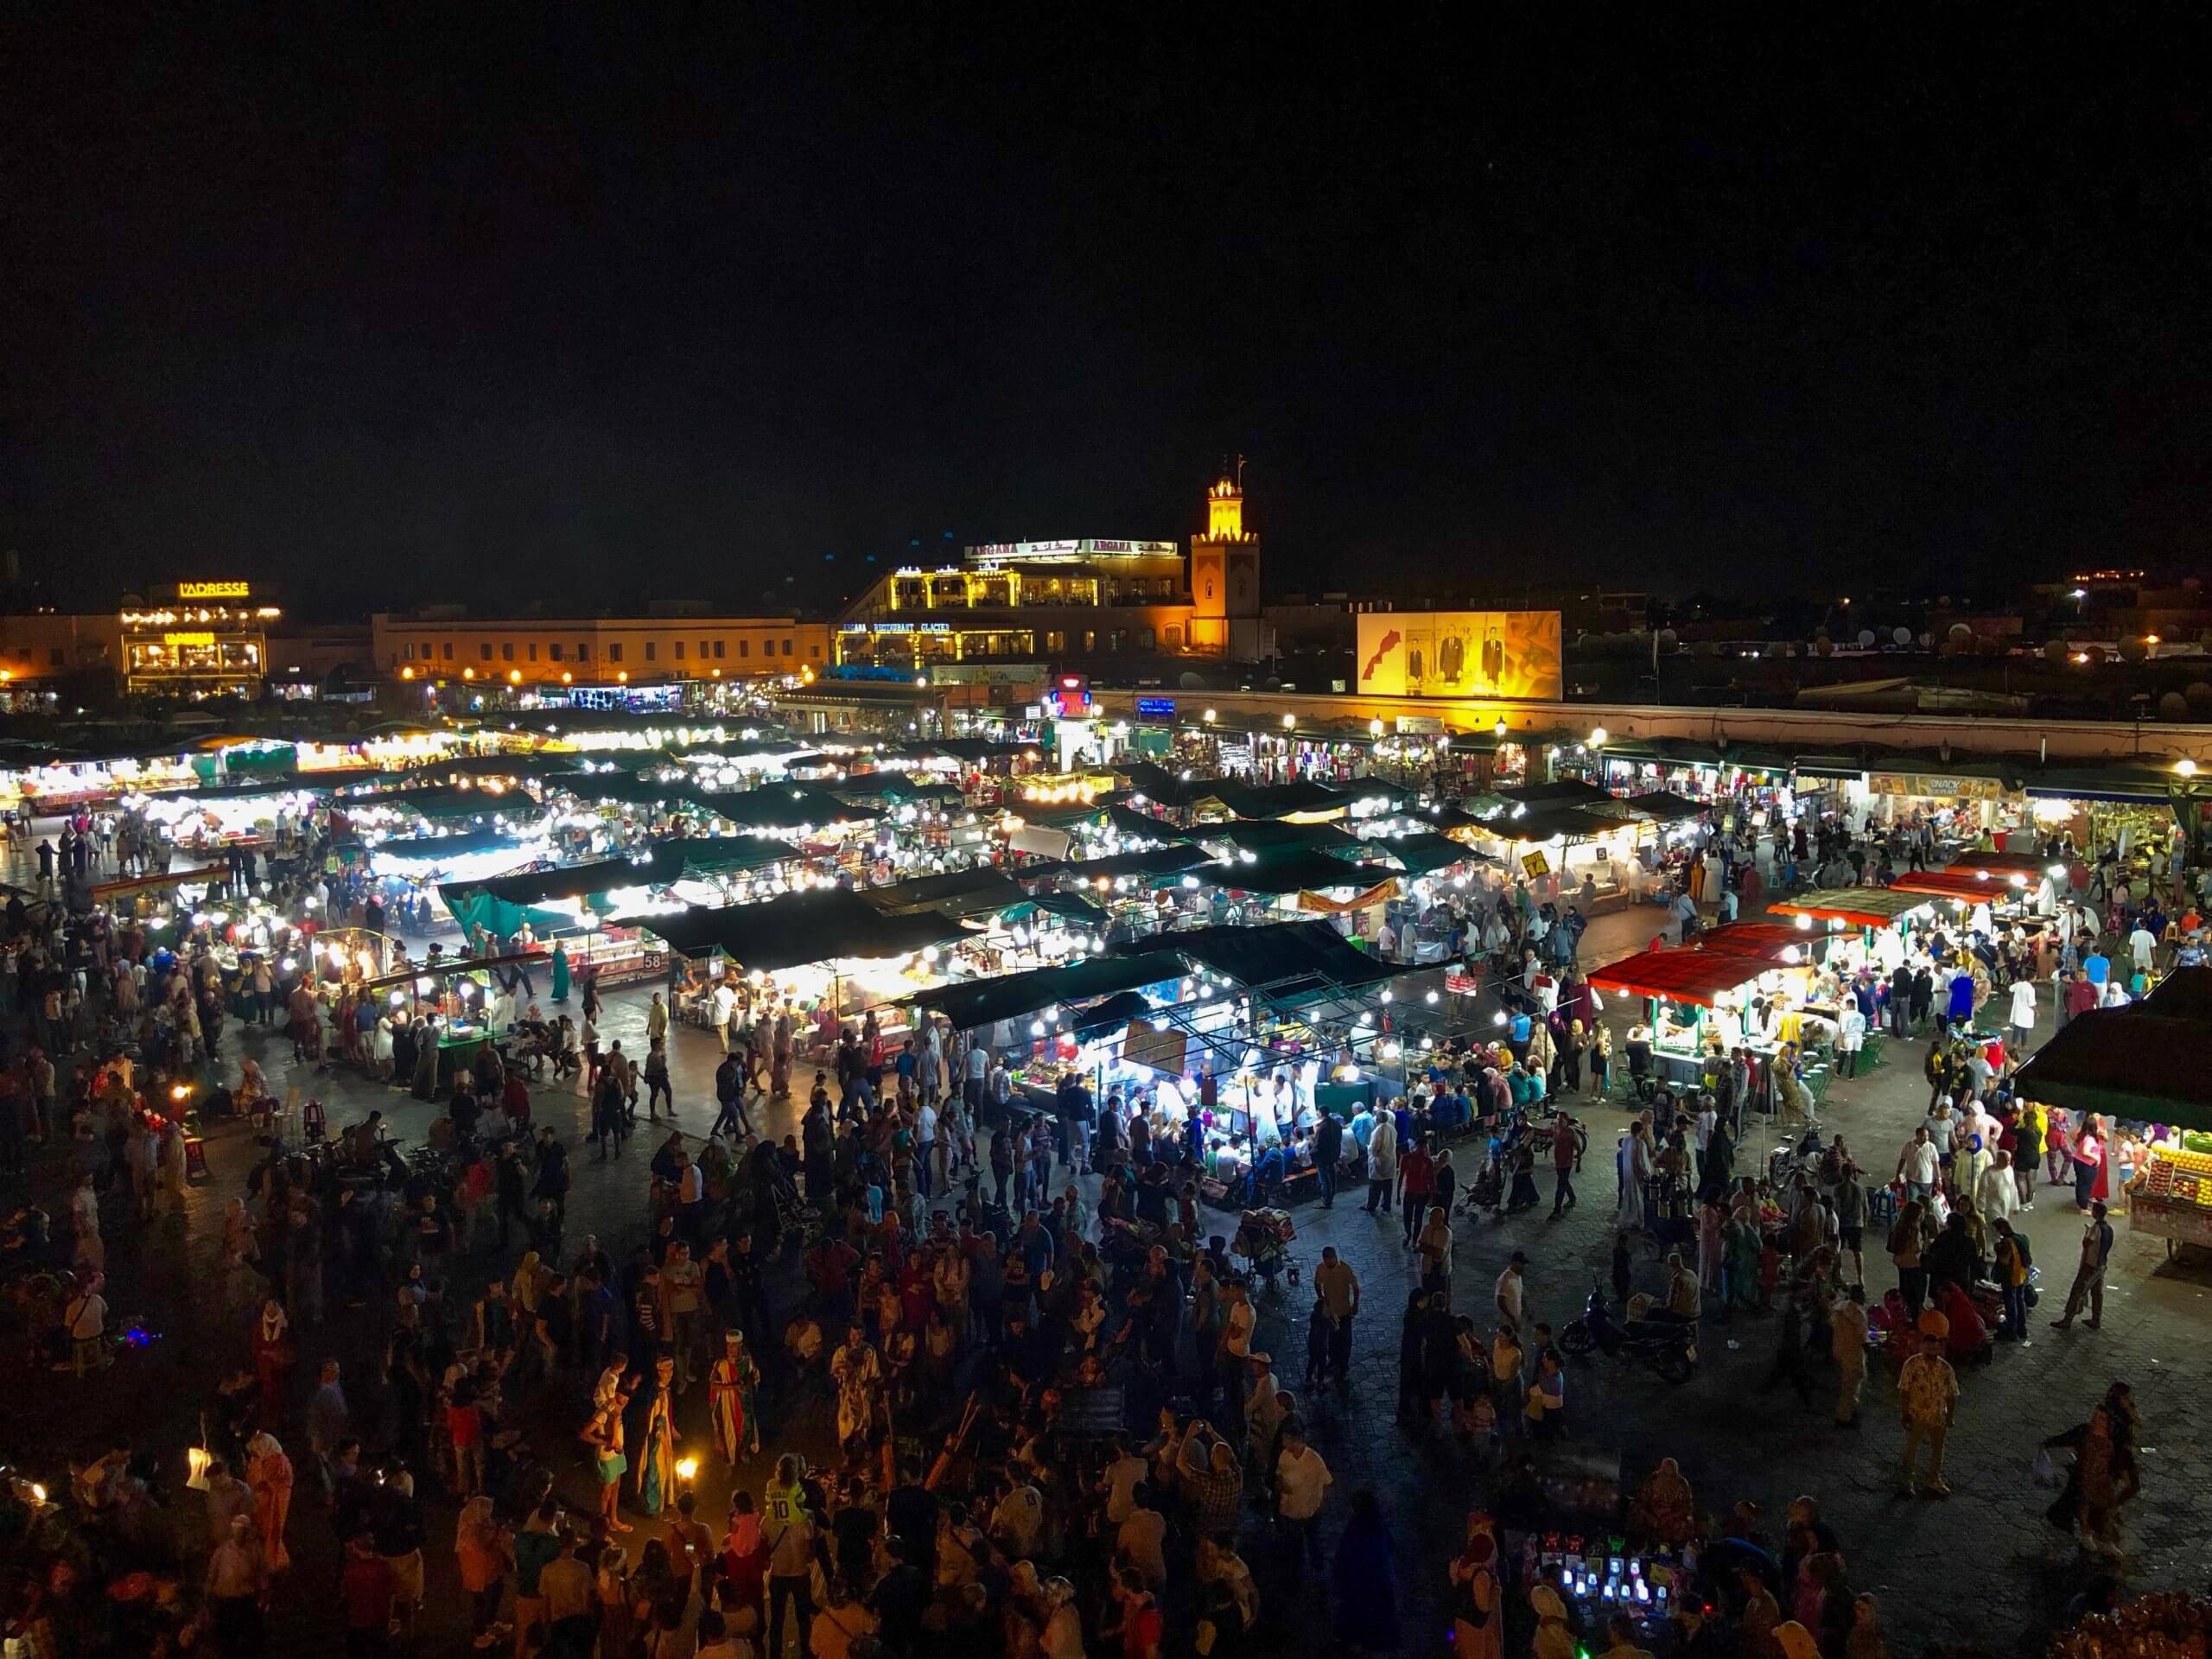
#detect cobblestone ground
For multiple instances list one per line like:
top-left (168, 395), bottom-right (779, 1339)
top-left (9, 885), bottom-right (2207, 1656)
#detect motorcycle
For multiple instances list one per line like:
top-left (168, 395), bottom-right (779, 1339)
top-left (1559, 1277), bottom-right (1700, 1383)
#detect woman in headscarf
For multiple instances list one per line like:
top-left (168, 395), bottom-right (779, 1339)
top-left (245, 1431), bottom-right (293, 1572)
top-left (632, 1354), bottom-right (679, 1517)
top-left (1446, 1520), bottom-right (1503, 1659)
top-left (1698, 1116), bottom-right (1737, 1205)
top-left (251, 1301), bottom-right (291, 1427)
top-left (550, 939), bottom-right (571, 1005)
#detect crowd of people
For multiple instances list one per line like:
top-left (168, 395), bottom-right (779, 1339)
top-left (0, 779), bottom-right (2192, 1659)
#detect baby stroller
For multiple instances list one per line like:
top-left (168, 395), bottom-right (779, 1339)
top-left (505, 1020), bottom-right (566, 1082)
top-left (768, 1163), bottom-right (822, 1248)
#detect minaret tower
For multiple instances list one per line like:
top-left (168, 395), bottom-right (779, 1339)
top-left (1188, 458), bottom-right (1262, 659)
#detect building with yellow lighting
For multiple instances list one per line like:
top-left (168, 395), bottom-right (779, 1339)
top-left (832, 469), bottom-right (1266, 670)
top-left (119, 582), bottom-right (277, 696)
top-left (367, 611), bottom-right (831, 688)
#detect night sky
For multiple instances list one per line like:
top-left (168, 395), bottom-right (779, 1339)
top-left (6, 8), bottom-right (2208, 614)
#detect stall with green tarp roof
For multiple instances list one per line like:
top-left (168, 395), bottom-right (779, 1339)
top-left (1197, 819), bottom-right (1358, 855)
top-left (863, 868), bottom-right (1032, 919)
top-left (444, 889), bottom-right (569, 944)
top-left (1357, 828), bottom-right (1485, 874)
top-left (1188, 778), bottom-right (1351, 819)
top-left (1116, 918), bottom-right (1408, 1004)
top-left (906, 953), bottom-right (1179, 1031)
top-left (2012, 1001), bottom-right (2212, 1129)
top-left (1018, 844), bottom-right (1217, 887)
top-left (556, 772), bottom-right (713, 809)
top-left (334, 785), bottom-right (512, 819)
top-left (1212, 847), bottom-right (1397, 894)
top-left (643, 889), bottom-right (966, 975)
top-left (1106, 804), bottom-right (1192, 842)
top-left (689, 784), bottom-right (880, 830)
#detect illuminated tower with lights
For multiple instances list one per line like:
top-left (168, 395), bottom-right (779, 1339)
top-left (1188, 459), bottom-right (1262, 659)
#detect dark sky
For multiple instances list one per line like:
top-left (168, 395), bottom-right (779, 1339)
top-left (6, 7), bottom-right (2209, 615)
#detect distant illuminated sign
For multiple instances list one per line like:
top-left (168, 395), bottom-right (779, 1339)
top-left (841, 621), bottom-right (950, 634)
top-left (1135, 696), bottom-right (1176, 717)
top-left (162, 632), bottom-right (217, 647)
top-left (177, 581), bottom-right (251, 600)
top-left (964, 538), bottom-right (1176, 563)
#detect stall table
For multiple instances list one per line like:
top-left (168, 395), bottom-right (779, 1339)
top-left (2129, 1149), bottom-right (2212, 1257)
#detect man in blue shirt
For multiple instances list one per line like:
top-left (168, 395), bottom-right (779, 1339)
top-left (2082, 948), bottom-right (2110, 988)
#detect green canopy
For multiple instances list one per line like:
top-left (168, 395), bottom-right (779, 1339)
top-left (445, 889), bottom-right (568, 943)
top-left (1007, 892), bottom-right (1110, 925)
top-left (1197, 820), bottom-right (1357, 855)
top-left (2012, 994), bottom-right (2212, 1129)
top-left (671, 837), bottom-right (804, 877)
top-left (1359, 829), bottom-right (1482, 874)
top-left (907, 955), bottom-right (1179, 1031)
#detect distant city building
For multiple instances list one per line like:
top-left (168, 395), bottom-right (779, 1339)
top-left (833, 469), bottom-right (1268, 671)
top-left (366, 612), bottom-right (830, 688)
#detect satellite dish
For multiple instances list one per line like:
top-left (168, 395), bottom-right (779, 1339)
top-left (1918, 632), bottom-right (1935, 649)
top-left (1179, 671), bottom-right (1205, 690)
top-left (1857, 629), bottom-right (1876, 648)
top-left (1892, 626), bottom-right (1912, 646)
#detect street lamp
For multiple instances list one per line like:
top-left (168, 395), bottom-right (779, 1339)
top-left (2179, 759), bottom-right (2199, 779)
top-left (1493, 716), bottom-right (1507, 739)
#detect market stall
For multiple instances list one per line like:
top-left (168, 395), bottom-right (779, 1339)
top-left (1588, 944), bottom-right (1814, 1096)
top-left (1887, 866), bottom-right (2041, 933)
top-left (647, 888), bottom-right (969, 1042)
top-left (2015, 968), bottom-right (2212, 1256)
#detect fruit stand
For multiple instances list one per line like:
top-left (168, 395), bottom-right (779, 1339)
top-left (2126, 1146), bottom-right (2212, 1258)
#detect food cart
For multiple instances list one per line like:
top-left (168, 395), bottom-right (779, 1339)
top-left (1588, 948), bottom-right (1788, 1094)
top-left (1769, 886), bottom-right (1939, 982)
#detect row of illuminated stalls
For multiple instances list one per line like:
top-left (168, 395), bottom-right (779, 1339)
top-left (1585, 869), bottom-right (2051, 1100)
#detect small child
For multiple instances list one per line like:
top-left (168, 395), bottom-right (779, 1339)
top-left (1304, 1301), bottom-right (1333, 1390)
